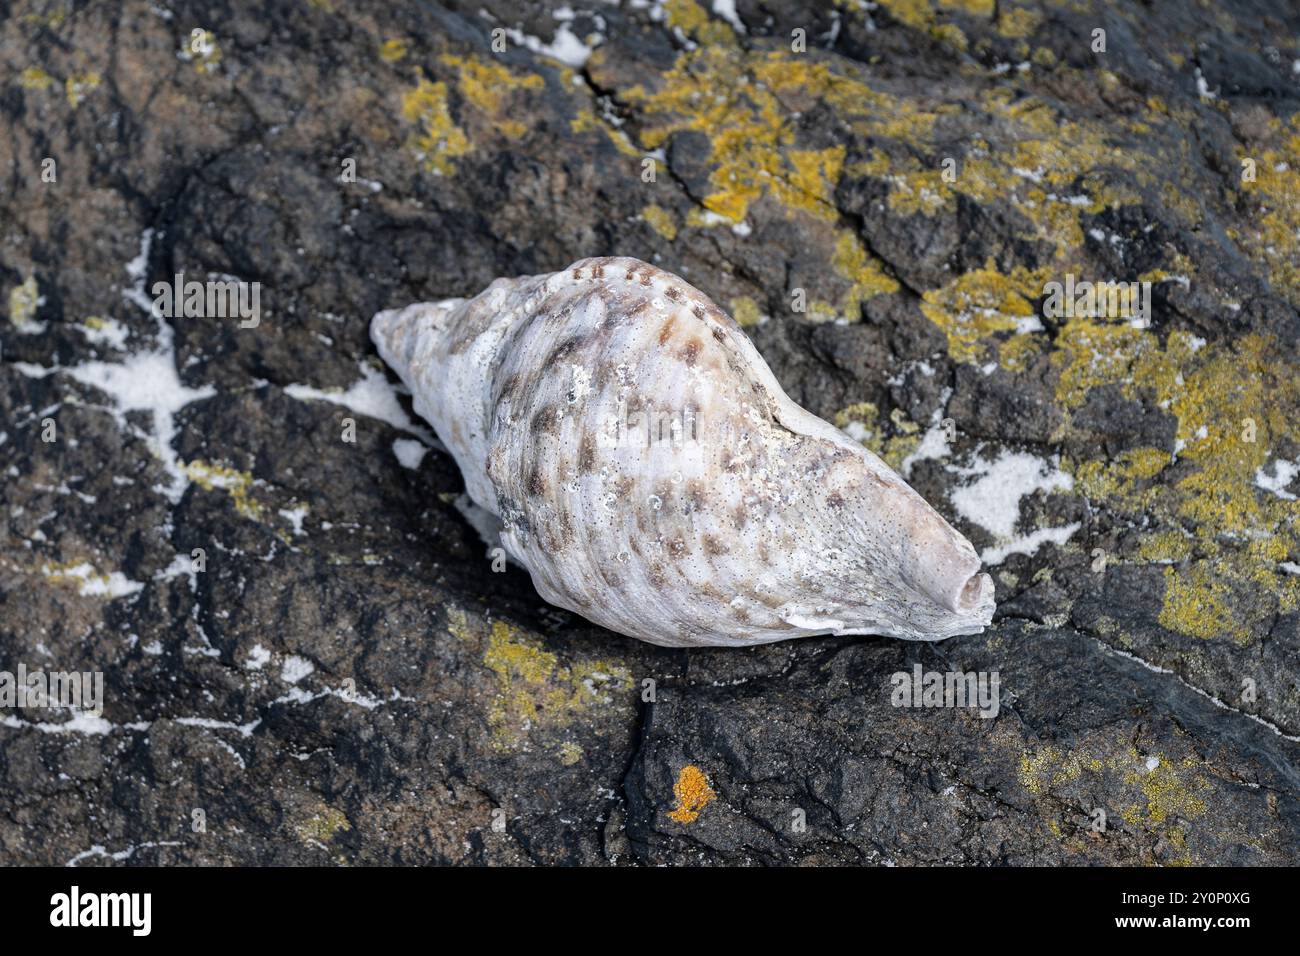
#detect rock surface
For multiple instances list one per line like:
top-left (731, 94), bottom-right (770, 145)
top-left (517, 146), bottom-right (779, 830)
top-left (1, 0), bottom-right (1298, 865)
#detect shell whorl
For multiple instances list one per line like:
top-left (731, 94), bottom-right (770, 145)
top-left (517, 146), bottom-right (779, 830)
top-left (372, 256), bottom-right (995, 647)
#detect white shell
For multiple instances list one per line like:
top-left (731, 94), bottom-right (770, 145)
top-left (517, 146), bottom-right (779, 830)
top-left (372, 257), bottom-right (994, 647)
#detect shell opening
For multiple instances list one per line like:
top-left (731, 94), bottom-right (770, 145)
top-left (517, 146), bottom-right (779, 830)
top-left (955, 572), bottom-right (991, 613)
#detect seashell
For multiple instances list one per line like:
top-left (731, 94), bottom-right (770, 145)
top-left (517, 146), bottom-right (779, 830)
top-left (372, 257), bottom-right (995, 648)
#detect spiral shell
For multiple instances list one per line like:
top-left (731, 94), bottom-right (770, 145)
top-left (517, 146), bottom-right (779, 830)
top-left (372, 257), bottom-right (994, 647)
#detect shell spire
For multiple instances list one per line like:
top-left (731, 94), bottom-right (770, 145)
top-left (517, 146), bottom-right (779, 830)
top-left (372, 256), bottom-right (995, 648)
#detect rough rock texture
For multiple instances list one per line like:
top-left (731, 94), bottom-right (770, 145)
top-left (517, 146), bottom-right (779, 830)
top-left (1, 0), bottom-right (1298, 865)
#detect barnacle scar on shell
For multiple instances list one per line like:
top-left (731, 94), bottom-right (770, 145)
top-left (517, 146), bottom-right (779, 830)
top-left (372, 256), bottom-right (995, 648)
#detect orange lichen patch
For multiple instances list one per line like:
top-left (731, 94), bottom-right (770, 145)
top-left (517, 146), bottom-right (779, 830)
top-left (667, 765), bottom-right (715, 823)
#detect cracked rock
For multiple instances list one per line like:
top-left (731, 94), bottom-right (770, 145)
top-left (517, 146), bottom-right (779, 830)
top-left (2, 0), bottom-right (1299, 865)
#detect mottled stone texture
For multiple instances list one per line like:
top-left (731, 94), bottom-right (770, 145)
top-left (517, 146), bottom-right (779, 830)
top-left (1, 0), bottom-right (1298, 865)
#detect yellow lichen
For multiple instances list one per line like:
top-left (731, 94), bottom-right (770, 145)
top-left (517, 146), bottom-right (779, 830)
top-left (19, 3), bottom-right (70, 28)
top-left (730, 296), bottom-right (763, 327)
top-left (1071, 447), bottom-right (1168, 504)
top-left (379, 38), bottom-right (409, 62)
top-left (401, 74), bottom-right (470, 175)
top-left (182, 460), bottom-right (265, 521)
top-left (8, 275), bottom-right (40, 330)
top-left (295, 807), bottom-right (350, 844)
top-left (39, 560), bottom-right (140, 599)
top-left (933, 23), bottom-right (969, 52)
top-left (570, 103), bottom-right (642, 157)
top-left (997, 331), bottom-right (1043, 372)
top-left (1123, 755), bottom-right (1209, 826)
top-left (920, 262), bottom-right (1048, 362)
top-left (833, 402), bottom-right (879, 431)
top-left (847, 83), bottom-right (1211, 331)
top-left (1018, 745), bottom-right (1069, 796)
top-left (1158, 562), bottom-right (1249, 645)
top-left (444, 606), bottom-right (474, 642)
top-left (835, 402), bottom-right (929, 472)
top-left (1051, 319), bottom-right (1146, 408)
top-left (64, 72), bottom-right (100, 108)
top-left (623, 47), bottom-right (937, 225)
top-left (1234, 115), bottom-right (1300, 305)
top-left (664, 0), bottom-right (738, 47)
top-left (831, 230), bottom-right (900, 320)
top-left (437, 53), bottom-right (545, 140)
top-left (849, 149), bottom-right (953, 217)
top-left (481, 620), bottom-right (631, 748)
top-left (940, 0), bottom-right (995, 15)
top-left (996, 6), bottom-right (1042, 38)
top-left (1031, 46), bottom-right (1058, 68)
top-left (888, 408), bottom-right (917, 435)
top-left (1053, 325), bottom-right (1300, 644)
top-left (189, 30), bottom-right (222, 74)
top-left (667, 765), bottom-right (715, 823)
top-left (876, 0), bottom-right (934, 29)
top-left (402, 55), bottom-right (547, 171)
top-left (641, 204), bottom-right (678, 240)
top-left (20, 67), bottom-right (54, 90)
top-left (1136, 531), bottom-right (1194, 564)
top-left (875, 0), bottom-right (982, 48)
top-left (1021, 744), bottom-right (1211, 862)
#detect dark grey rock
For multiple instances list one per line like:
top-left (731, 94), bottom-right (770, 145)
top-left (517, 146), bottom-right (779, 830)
top-left (2, 0), bottom-right (1298, 866)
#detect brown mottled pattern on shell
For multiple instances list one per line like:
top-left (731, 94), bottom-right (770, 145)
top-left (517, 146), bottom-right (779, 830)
top-left (486, 259), bottom-right (863, 642)
top-left (372, 256), bottom-right (994, 647)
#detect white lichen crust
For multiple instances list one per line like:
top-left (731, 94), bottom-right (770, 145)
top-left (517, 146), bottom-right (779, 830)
top-left (372, 257), bottom-right (995, 647)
